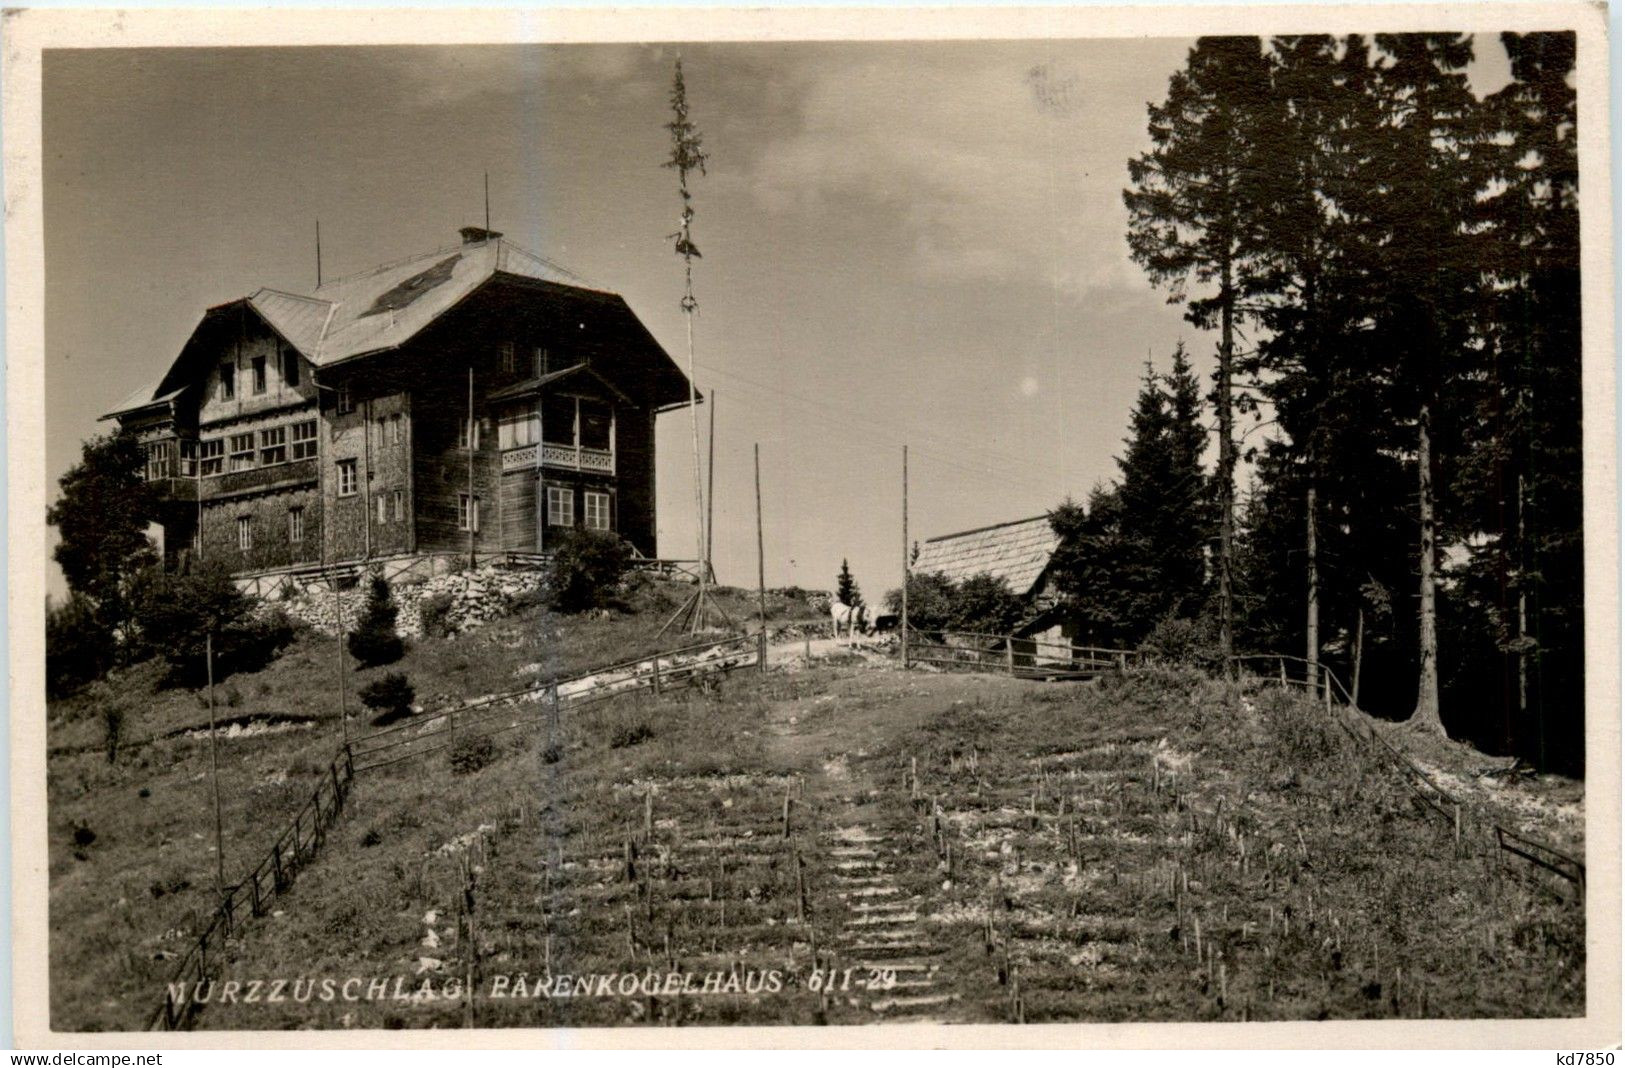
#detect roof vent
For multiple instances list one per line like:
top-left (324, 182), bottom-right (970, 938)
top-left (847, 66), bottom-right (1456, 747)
top-left (460, 226), bottom-right (502, 245)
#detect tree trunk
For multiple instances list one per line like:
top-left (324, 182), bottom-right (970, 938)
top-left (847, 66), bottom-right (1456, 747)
top-left (1306, 477), bottom-right (1319, 695)
top-left (1412, 402), bottom-right (1445, 733)
top-left (1352, 607), bottom-right (1364, 708)
top-left (1217, 261), bottom-right (1236, 677)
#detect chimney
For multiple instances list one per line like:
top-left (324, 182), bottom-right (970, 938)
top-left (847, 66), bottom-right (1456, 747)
top-left (460, 226), bottom-right (502, 245)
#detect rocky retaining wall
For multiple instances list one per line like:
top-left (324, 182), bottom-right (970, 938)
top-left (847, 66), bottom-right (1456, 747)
top-left (270, 564), bottom-right (547, 639)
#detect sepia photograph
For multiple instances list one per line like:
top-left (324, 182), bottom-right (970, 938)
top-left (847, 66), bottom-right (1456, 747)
top-left (5, 3), bottom-right (1615, 1048)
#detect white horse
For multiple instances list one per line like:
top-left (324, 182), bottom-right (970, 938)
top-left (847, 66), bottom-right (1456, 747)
top-left (829, 600), bottom-right (862, 642)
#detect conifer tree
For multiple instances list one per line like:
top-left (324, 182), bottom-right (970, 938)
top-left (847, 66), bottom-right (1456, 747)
top-left (1126, 35), bottom-right (1275, 671)
top-left (836, 559), bottom-right (862, 609)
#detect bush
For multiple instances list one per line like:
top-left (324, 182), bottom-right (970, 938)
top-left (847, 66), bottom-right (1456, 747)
top-left (358, 672), bottom-right (415, 726)
top-left (547, 529), bottom-right (633, 613)
top-left (1137, 614), bottom-right (1226, 673)
top-left (885, 571), bottom-right (1026, 636)
top-left (348, 574), bottom-right (405, 667)
top-left (130, 560), bottom-right (291, 687)
top-left (47, 594), bottom-right (113, 698)
top-left (449, 733), bottom-right (497, 775)
top-left (418, 592), bottom-right (455, 638)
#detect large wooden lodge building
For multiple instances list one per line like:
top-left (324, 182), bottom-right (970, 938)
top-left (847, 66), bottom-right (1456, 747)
top-left (103, 227), bottom-right (696, 574)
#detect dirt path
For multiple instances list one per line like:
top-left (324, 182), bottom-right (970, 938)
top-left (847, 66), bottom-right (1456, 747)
top-left (757, 671), bottom-right (960, 1022)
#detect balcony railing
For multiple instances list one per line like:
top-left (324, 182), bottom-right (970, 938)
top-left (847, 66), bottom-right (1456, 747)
top-left (503, 444), bottom-right (614, 474)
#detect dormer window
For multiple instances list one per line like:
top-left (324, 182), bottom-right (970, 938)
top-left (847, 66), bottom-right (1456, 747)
top-left (282, 346), bottom-right (300, 387)
top-left (252, 356), bottom-right (267, 395)
top-left (218, 363), bottom-right (236, 401)
top-left (336, 382), bottom-right (354, 415)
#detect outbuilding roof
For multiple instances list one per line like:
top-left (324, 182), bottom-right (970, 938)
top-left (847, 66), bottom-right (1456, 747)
top-left (912, 515), bottom-right (1060, 599)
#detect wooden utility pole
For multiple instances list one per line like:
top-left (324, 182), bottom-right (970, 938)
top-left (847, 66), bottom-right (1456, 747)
top-left (755, 443), bottom-right (767, 637)
top-left (901, 445), bottom-right (909, 669)
top-left (467, 366), bottom-right (476, 569)
top-left (706, 389), bottom-right (716, 582)
top-left (332, 577), bottom-right (349, 747)
top-left (206, 630), bottom-right (225, 899)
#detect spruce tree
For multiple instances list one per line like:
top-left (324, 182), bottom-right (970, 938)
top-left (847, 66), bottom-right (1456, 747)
top-left (1126, 35), bottom-right (1275, 671)
top-left (836, 559), bottom-right (862, 609)
top-left (348, 573), bottom-right (405, 668)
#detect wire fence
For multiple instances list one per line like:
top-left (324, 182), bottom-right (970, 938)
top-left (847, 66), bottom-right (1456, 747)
top-left (147, 629), bottom-right (765, 1031)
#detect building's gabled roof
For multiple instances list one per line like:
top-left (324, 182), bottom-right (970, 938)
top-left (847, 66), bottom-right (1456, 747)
top-left (255, 236), bottom-right (609, 367)
top-left (912, 515), bottom-right (1060, 599)
top-left (105, 231), bottom-right (695, 420)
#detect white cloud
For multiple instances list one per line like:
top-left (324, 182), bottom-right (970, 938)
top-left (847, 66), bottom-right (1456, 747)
top-left (731, 41), bottom-right (1187, 298)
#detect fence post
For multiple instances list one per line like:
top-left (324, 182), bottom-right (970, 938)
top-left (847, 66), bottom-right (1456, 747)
top-left (1324, 667), bottom-right (1333, 711)
top-left (652, 655), bottom-right (662, 695)
top-left (1006, 637), bottom-right (1015, 676)
top-left (272, 843), bottom-right (285, 892)
top-left (759, 630), bottom-right (768, 674)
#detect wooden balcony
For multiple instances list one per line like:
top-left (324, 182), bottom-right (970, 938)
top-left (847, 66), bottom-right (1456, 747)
top-left (502, 444), bottom-right (614, 475)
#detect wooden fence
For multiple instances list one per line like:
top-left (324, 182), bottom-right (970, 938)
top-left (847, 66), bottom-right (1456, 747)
top-left (1231, 652), bottom-right (1585, 898)
top-left (148, 747), bottom-right (355, 1031)
top-left (904, 629), bottom-right (1138, 680)
top-left (147, 630), bottom-right (764, 1031)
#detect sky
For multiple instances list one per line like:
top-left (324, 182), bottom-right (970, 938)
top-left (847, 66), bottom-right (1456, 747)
top-left (41, 39), bottom-right (1512, 603)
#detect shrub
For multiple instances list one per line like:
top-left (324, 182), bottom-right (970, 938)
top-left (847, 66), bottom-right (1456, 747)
top-left (418, 592), bottom-right (455, 638)
top-left (46, 594), bottom-right (113, 698)
top-left (885, 571), bottom-right (1026, 636)
top-left (1137, 614), bottom-right (1226, 673)
top-left (131, 559), bottom-right (292, 687)
top-left (358, 672), bottom-right (415, 726)
top-left (547, 529), bottom-right (633, 613)
top-left (101, 706), bottom-right (125, 764)
top-left (449, 733), bottom-right (497, 775)
top-left (348, 574), bottom-right (405, 667)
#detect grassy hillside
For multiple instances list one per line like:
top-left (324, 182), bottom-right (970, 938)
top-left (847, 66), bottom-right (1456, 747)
top-left (145, 657), bottom-right (1582, 1030)
top-left (46, 578), bottom-right (820, 1032)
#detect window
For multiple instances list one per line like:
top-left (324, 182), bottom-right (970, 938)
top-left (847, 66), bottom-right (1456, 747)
top-left (143, 443), bottom-right (169, 482)
top-left (282, 347), bottom-right (300, 387)
top-left (584, 490), bottom-right (611, 531)
top-left (498, 407), bottom-right (539, 449)
top-left (291, 420), bottom-right (318, 460)
top-left (457, 416), bottom-right (481, 450)
top-left (393, 489), bottom-right (405, 521)
top-left (376, 493), bottom-right (388, 524)
top-left (218, 363), bottom-right (236, 401)
top-left (458, 493), bottom-right (481, 532)
top-left (546, 486), bottom-right (574, 527)
top-left (259, 425), bottom-right (287, 466)
top-left (377, 417), bottom-right (388, 448)
top-left (237, 516), bottom-right (253, 551)
top-left (252, 356), bottom-right (267, 395)
top-left (199, 438), bottom-right (224, 476)
top-left (391, 413), bottom-right (403, 445)
top-left (337, 458), bottom-right (357, 496)
top-left (228, 433), bottom-right (256, 472)
top-left (336, 382), bottom-right (354, 415)
top-left (288, 507), bottom-right (305, 544)
top-left (534, 346), bottom-right (547, 376)
top-left (178, 440), bottom-right (198, 478)
top-left (500, 340), bottom-right (518, 374)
